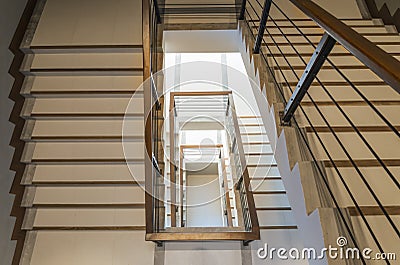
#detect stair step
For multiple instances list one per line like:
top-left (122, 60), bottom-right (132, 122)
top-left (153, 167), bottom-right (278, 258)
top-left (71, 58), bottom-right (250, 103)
top-left (263, 23), bottom-right (386, 29)
top-left (276, 69), bottom-right (385, 85)
top-left (21, 97), bottom-right (143, 118)
top-left (324, 166), bottom-right (400, 207)
top-left (298, 104), bottom-right (400, 127)
top-left (22, 163), bottom-right (144, 185)
top-left (282, 81), bottom-right (388, 87)
top-left (248, 165), bottom-right (281, 178)
top-left (305, 125), bottom-right (400, 133)
top-left (300, 85), bottom-right (399, 103)
top-left (350, 215), bottom-right (399, 255)
top-left (260, 34), bottom-right (400, 44)
top-left (247, 154), bottom-right (276, 166)
top-left (238, 117), bottom-right (263, 123)
top-left (22, 119), bottom-right (144, 140)
top-left (257, 26), bottom-right (391, 35)
top-left (256, 206), bottom-right (292, 211)
top-left (257, 210), bottom-right (297, 227)
top-left (24, 68), bottom-right (143, 76)
top-left (250, 179), bottom-right (285, 192)
top-left (22, 76), bottom-right (143, 96)
top-left (265, 44), bottom-right (400, 57)
top-left (162, 15), bottom-right (237, 27)
top-left (29, 52), bottom-right (143, 70)
top-left (348, 206), bottom-right (400, 216)
top-left (253, 193), bottom-right (290, 208)
top-left (21, 142), bottom-right (144, 163)
top-left (324, 160), bottom-right (400, 167)
top-left (29, 44), bottom-right (143, 54)
top-left (263, 32), bottom-right (398, 37)
top-left (240, 126), bottom-right (266, 134)
top-left (252, 190), bottom-right (286, 195)
top-left (257, 49), bottom-right (397, 74)
top-left (23, 207), bottom-right (146, 230)
top-left (259, 225), bottom-right (298, 230)
top-left (22, 186), bottom-right (144, 207)
top-left (26, 230), bottom-right (154, 264)
top-left (248, 18), bottom-right (383, 26)
top-left (266, 42), bottom-right (400, 51)
top-left (31, 226), bottom-right (146, 230)
top-left (244, 144), bottom-right (274, 154)
top-left (307, 131), bottom-right (399, 162)
top-left (241, 134), bottom-right (269, 143)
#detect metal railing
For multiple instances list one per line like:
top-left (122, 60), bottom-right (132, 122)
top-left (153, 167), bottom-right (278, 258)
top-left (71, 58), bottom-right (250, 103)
top-left (144, 0), bottom-right (399, 251)
top-left (242, 0), bottom-right (400, 264)
top-left (226, 93), bottom-right (256, 232)
top-left (144, 0), bottom-right (164, 238)
top-left (165, 91), bottom-right (259, 239)
top-left (144, 0), bottom-right (260, 243)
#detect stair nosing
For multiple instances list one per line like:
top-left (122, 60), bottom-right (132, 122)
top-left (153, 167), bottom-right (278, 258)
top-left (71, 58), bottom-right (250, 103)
top-left (30, 203), bottom-right (145, 208)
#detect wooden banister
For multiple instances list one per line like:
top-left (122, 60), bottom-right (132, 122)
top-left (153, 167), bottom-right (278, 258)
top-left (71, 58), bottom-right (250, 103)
top-left (288, 0), bottom-right (400, 93)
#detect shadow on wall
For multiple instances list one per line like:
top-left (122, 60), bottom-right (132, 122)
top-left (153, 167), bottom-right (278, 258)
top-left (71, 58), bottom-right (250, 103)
top-left (364, 0), bottom-right (400, 31)
top-left (6, 0), bottom-right (38, 265)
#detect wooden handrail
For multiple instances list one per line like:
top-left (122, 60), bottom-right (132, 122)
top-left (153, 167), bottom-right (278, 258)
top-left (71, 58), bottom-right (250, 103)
top-left (288, 0), bottom-right (400, 93)
top-left (228, 94), bottom-right (260, 236)
top-left (181, 144), bottom-right (224, 149)
top-left (170, 91), bottom-right (232, 98)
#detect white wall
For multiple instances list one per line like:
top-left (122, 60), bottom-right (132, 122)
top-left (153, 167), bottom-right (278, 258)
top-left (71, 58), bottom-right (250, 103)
top-left (163, 30), bottom-right (239, 53)
top-left (186, 174), bottom-right (224, 227)
top-left (162, 30), bottom-right (262, 117)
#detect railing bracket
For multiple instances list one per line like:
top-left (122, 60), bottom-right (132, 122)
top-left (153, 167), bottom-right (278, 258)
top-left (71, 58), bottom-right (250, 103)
top-left (282, 33), bottom-right (336, 123)
top-left (243, 240), bottom-right (253, 246)
top-left (279, 111), bottom-right (291, 126)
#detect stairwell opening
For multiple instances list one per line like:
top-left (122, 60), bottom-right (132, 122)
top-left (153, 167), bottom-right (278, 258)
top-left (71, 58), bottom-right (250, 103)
top-left (145, 31), bottom-right (266, 241)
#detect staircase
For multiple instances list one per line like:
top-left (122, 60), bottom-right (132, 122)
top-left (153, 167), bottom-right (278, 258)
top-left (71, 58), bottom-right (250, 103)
top-left (239, 116), bottom-right (308, 264)
top-left (160, 0), bottom-right (238, 30)
top-left (239, 0), bottom-right (400, 263)
top-left (15, 0), bottom-right (155, 264)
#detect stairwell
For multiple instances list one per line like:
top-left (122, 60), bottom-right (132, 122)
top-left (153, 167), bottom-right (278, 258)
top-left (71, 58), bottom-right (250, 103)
top-left (7, 0), bottom-right (400, 264)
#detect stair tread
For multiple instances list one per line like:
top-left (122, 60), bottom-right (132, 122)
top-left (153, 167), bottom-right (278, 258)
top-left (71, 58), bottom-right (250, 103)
top-left (348, 206), bottom-right (400, 216)
top-left (24, 119), bottom-right (144, 140)
top-left (21, 97), bottom-right (143, 118)
top-left (22, 141), bottom-right (144, 163)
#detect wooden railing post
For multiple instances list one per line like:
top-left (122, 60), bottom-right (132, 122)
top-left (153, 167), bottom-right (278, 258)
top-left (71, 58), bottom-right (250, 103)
top-left (143, 0), bottom-right (154, 236)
